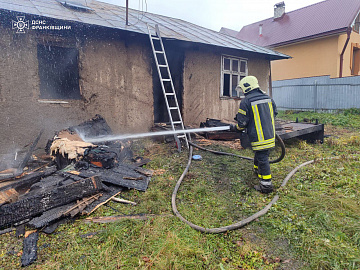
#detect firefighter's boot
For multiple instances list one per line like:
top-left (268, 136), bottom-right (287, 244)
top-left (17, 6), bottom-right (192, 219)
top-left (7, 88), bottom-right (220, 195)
top-left (254, 180), bottom-right (273, 194)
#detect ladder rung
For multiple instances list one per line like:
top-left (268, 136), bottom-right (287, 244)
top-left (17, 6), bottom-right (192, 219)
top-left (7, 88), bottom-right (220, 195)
top-left (177, 134), bottom-right (186, 138)
top-left (155, 51), bottom-right (164, 54)
top-left (165, 93), bottom-right (175, 96)
top-left (162, 79), bottom-right (171, 82)
top-left (173, 121), bottom-right (182, 124)
top-left (169, 107), bottom-right (178, 110)
top-left (151, 36), bottom-right (160, 40)
top-left (159, 65), bottom-right (168, 68)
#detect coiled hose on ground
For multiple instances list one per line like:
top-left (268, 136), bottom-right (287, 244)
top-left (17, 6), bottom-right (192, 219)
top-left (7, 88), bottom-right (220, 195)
top-left (170, 134), bottom-right (326, 233)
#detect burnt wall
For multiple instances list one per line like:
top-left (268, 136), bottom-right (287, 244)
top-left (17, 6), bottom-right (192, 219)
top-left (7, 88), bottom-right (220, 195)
top-left (0, 24), bottom-right (153, 158)
top-left (183, 47), bottom-right (271, 126)
top-left (79, 33), bottom-right (154, 134)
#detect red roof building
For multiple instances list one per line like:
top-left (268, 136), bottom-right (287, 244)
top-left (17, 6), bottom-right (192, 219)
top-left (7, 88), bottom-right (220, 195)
top-left (221, 0), bottom-right (360, 80)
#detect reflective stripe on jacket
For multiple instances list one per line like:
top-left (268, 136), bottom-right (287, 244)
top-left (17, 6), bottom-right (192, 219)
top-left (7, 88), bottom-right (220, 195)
top-left (235, 89), bottom-right (277, 151)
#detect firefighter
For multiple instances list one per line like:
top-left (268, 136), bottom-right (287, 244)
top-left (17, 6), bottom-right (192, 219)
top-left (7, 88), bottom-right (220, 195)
top-left (230, 76), bottom-right (278, 193)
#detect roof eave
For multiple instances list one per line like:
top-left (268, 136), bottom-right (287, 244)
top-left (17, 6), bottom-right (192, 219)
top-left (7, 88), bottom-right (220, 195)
top-left (268, 27), bottom-right (350, 48)
top-left (163, 38), bottom-right (289, 60)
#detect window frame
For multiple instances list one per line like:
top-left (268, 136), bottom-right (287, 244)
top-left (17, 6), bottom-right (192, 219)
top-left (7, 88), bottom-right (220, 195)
top-left (352, 12), bottom-right (360, 33)
top-left (351, 43), bottom-right (360, 75)
top-left (220, 55), bottom-right (248, 99)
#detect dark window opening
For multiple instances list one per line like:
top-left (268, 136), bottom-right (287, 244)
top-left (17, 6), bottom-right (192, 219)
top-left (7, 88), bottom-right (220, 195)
top-left (223, 74), bottom-right (230, 96)
top-left (37, 45), bottom-right (81, 99)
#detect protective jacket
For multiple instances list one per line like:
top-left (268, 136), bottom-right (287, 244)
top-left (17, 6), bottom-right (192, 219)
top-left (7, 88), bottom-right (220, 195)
top-left (235, 89), bottom-right (277, 151)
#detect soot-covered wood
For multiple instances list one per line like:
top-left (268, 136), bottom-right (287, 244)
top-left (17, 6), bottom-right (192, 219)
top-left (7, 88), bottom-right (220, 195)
top-left (0, 176), bottom-right (102, 228)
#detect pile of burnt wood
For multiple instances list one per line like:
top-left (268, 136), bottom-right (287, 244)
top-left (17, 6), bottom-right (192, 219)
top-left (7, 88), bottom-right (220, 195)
top-left (0, 115), bottom-right (153, 266)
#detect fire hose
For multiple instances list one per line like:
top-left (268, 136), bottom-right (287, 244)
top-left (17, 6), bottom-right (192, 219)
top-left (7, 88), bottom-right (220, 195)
top-left (171, 134), bottom-right (288, 233)
top-left (172, 136), bottom-right (359, 233)
top-left (82, 126), bottom-right (356, 233)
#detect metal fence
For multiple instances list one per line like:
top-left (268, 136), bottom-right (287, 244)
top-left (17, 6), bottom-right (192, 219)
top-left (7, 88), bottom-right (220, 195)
top-left (272, 75), bottom-right (360, 111)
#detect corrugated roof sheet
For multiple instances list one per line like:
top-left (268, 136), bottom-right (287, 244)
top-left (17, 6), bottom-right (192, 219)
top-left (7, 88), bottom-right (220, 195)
top-left (219, 27), bottom-right (239, 37)
top-left (0, 0), bottom-right (288, 60)
top-left (235, 0), bottom-right (360, 47)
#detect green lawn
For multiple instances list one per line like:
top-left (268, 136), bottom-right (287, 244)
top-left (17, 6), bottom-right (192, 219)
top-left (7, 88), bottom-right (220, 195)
top-left (1, 110), bottom-right (359, 270)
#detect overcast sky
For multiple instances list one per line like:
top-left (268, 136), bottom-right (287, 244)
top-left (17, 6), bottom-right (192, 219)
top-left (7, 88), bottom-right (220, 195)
top-left (99, 0), bottom-right (324, 31)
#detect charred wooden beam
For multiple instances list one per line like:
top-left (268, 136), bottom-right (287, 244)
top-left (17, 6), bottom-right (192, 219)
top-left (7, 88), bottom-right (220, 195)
top-left (0, 176), bottom-right (103, 229)
top-left (18, 130), bottom-right (44, 174)
top-left (20, 172), bottom-right (84, 200)
top-left (68, 114), bottom-right (112, 138)
top-left (21, 230), bottom-right (39, 267)
top-left (28, 194), bottom-right (101, 229)
top-left (77, 167), bottom-right (150, 192)
top-left (28, 204), bottom-right (76, 229)
top-left (0, 166), bottom-right (57, 193)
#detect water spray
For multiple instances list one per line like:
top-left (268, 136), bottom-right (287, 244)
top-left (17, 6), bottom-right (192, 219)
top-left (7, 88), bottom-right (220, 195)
top-left (81, 126), bottom-right (230, 143)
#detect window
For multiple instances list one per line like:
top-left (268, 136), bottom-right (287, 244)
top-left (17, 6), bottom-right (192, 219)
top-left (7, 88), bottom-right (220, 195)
top-left (352, 13), bottom-right (360, 33)
top-left (351, 43), bottom-right (360, 75)
top-left (37, 44), bottom-right (81, 99)
top-left (221, 55), bottom-right (247, 98)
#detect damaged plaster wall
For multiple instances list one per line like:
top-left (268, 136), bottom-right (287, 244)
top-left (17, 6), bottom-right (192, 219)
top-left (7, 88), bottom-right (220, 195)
top-left (0, 25), bottom-right (90, 159)
top-left (79, 33), bottom-right (154, 135)
top-left (183, 47), bottom-right (271, 126)
top-left (0, 24), bottom-right (154, 159)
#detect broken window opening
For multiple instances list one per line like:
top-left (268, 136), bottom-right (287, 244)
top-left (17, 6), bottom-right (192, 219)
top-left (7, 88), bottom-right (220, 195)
top-left (37, 44), bottom-right (81, 100)
top-left (221, 55), bottom-right (247, 98)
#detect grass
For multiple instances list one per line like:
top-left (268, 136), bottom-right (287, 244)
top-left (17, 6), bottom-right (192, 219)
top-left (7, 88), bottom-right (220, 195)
top-left (277, 108), bottom-right (360, 129)
top-left (1, 110), bottom-right (360, 269)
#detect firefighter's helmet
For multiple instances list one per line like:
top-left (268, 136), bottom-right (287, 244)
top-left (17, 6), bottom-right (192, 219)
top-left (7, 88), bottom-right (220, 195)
top-left (238, 76), bottom-right (260, 94)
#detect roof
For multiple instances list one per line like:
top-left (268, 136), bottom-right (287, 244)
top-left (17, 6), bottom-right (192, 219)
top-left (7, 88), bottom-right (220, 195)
top-left (233, 0), bottom-right (360, 47)
top-left (0, 0), bottom-right (289, 60)
top-left (219, 27), bottom-right (239, 37)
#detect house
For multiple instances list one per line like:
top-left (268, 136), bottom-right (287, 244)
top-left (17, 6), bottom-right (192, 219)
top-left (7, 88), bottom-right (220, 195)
top-left (0, 0), bottom-right (287, 156)
top-left (220, 0), bottom-right (360, 81)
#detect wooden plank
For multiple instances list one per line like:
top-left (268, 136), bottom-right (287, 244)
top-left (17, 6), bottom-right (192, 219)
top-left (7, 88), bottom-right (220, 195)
top-left (77, 166), bottom-right (150, 191)
top-left (111, 197), bottom-right (137, 205)
top-left (0, 188), bottom-right (19, 206)
top-left (0, 166), bottom-right (57, 193)
top-left (82, 185), bottom-right (122, 215)
top-left (84, 214), bottom-right (172, 223)
top-left (28, 194), bottom-right (102, 228)
top-left (0, 176), bottom-right (103, 228)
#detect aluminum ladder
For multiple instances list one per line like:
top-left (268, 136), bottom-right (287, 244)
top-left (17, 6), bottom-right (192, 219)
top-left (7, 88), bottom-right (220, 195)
top-left (147, 24), bottom-right (189, 150)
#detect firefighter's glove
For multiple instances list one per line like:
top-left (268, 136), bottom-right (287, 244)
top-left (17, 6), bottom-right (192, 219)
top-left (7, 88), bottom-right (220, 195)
top-left (229, 124), bottom-right (244, 133)
top-left (229, 124), bottom-right (237, 132)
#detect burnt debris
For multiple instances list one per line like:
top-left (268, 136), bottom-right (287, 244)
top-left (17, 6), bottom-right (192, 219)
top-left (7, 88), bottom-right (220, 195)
top-left (0, 115), bottom-right (153, 266)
